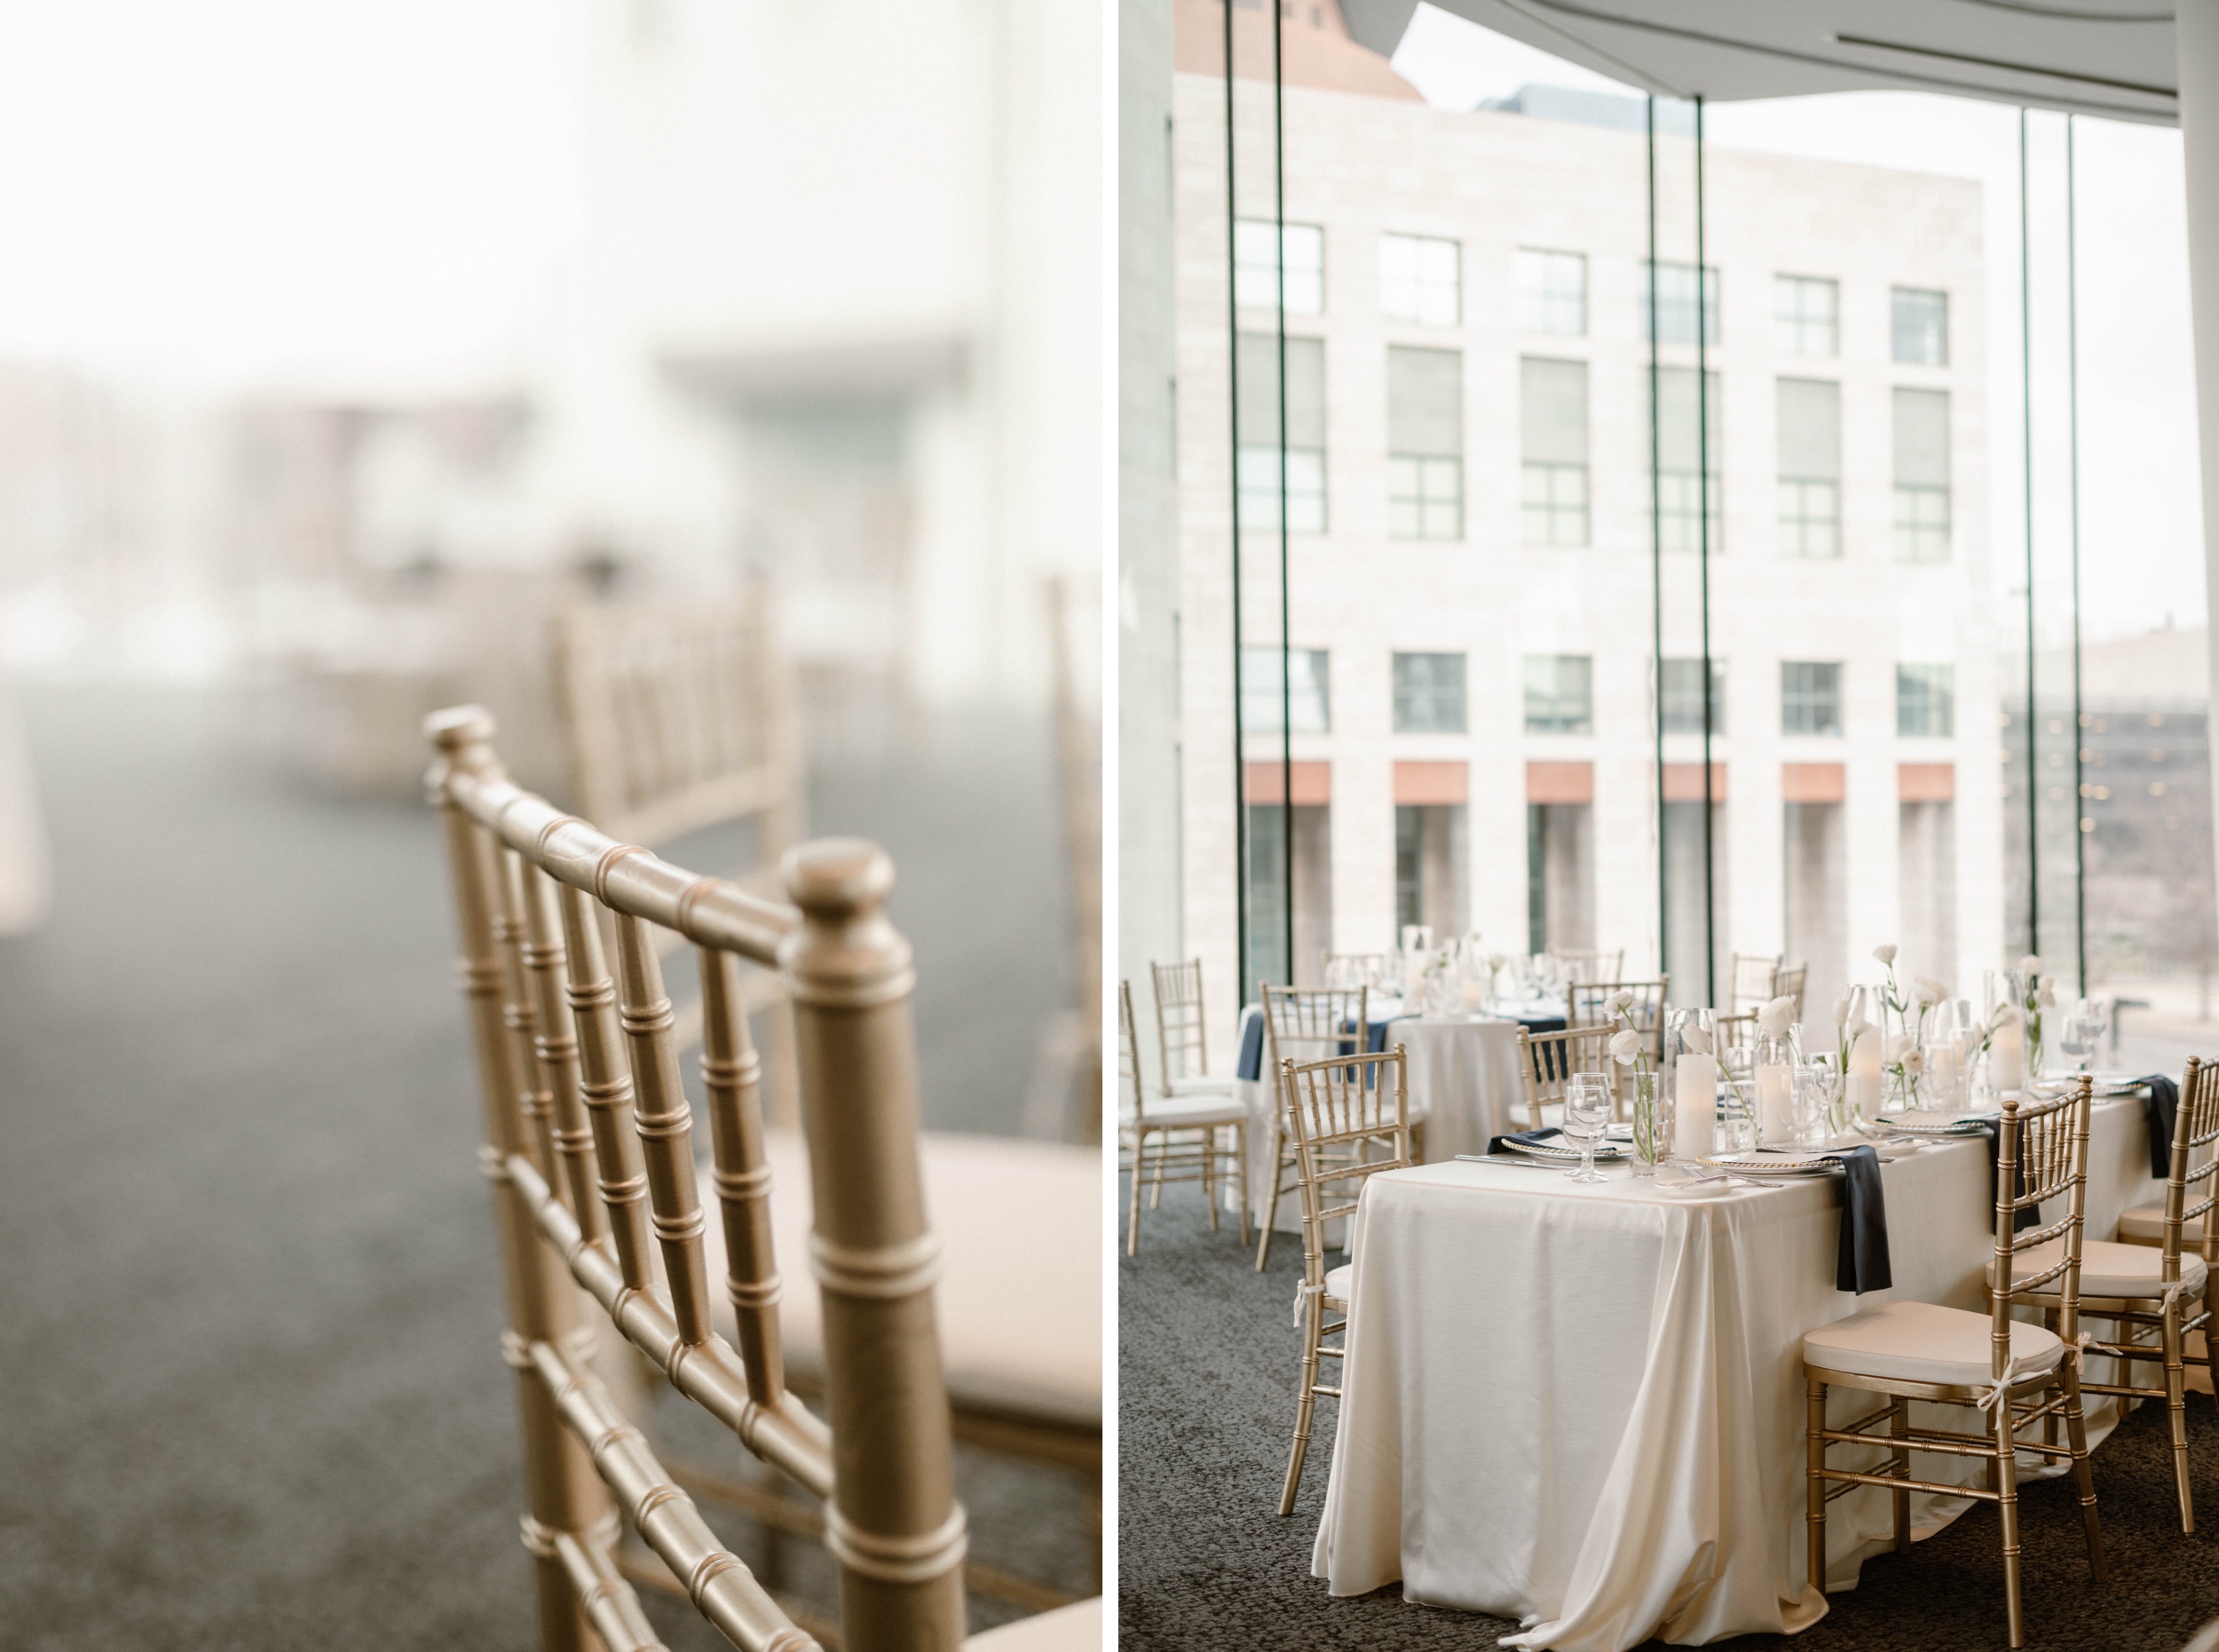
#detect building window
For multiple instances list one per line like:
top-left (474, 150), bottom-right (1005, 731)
top-left (1775, 274), bottom-right (1838, 357)
top-left (1650, 366), bottom-right (1722, 552)
top-left (1521, 357), bottom-right (1589, 547)
top-left (1236, 333), bottom-right (1326, 532)
top-left (1781, 660), bottom-right (1844, 738)
top-left (1241, 646), bottom-right (1330, 733)
top-left (1517, 248), bottom-right (1586, 336)
top-left (1892, 386), bottom-right (1951, 562)
top-left (1381, 233), bottom-right (1460, 326)
top-left (1524, 654), bottom-right (1593, 735)
top-left (1891, 286), bottom-right (1948, 365)
top-left (1234, 219), bottom-right (1324, 313)
top-left (1641, 260), bottom-right (1720, 345)
top-left (1897, 663), bottom-right (1954, 738)
top-left (1393, 652), bottom-right (1466, 733)
top-left (1661, 658), bottom-right (1725, 736)
top-left (1776, 377), bottom-right (1841, 558)
top-left (1387, 345), bottom-right (1462, 540)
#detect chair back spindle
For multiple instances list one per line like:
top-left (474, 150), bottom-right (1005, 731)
top-left (1991, 1077), bottom-right (2094, 1365)
top-left (1150, 959), bottom-right (1214, 1088)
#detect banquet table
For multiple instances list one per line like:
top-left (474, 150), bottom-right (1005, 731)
top-left (1231, 1004), bottom-right (1566, 1230)
top-left (1311, 1095), bottom-right (2164, 1650)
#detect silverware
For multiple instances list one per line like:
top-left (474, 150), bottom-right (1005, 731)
top-left (1453, 1154), bottom-right (1572, 1170)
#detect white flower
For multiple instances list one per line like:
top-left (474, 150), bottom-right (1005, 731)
top-left (1873, 943), bottom-right (1898, 966)
top-left (2018, 954), bottom-right (2042, 976)
top-left (1609, 1029), bottom-right (1642, 1064)
top-left (1680, 1023), bottom-right (1713, 1056)
top-left (1488, 952), bottom-right (1506, 972)
top-left (1903, 1048), bottom-right (1923, 1076)
top-left (1886, 1032), bottom-right (1915, 1063)
top-left (2039, 982), bottom-right (2057, 1008)
top-left (1914, 976), bottom-right (1947, 1005)
top-left (1757, 995), bottom-right (1797, 1037)
top-left (1832, 992), bottom-right (1852, 1032)
top-left (1605, 988), bottom-right (1635, 1014)
top-left (1846, 1016), bottom-right (1877, 1047)
top-left (1987, 1003), bottom-right (2015, 1033)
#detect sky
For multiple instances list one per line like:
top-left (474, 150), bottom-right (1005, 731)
top-left (1392, 3), bottom-right (2205, 648)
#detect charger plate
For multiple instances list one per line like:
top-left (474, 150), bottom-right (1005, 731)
top-left (1871, 1110), bottom-right (1993, 1137)
top-left (1697, 1150), bottom-right (1840, 1177)
top-left (2029, 1074), bottom-right (2144, 1099)
top-left (1502, 1135), bottom-right (1627, 1163)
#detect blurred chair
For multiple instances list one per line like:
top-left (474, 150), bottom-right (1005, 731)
top-left (1717, 1011), bottom-right (1757, 1054)
top-left (1119, 982), bottom-right (1246, 1255)
top-left (1515, 1024), bottom-right (1618, 1128)
top-left (551, 589), bottom-right (805, 1126)
top-left (1149, 959), bottom-right (1234, 1097)
top-left (1323, 952), bottom-right (1389, 992)
top-left (1276, 1047), bottom-right (1410, 1516)
top-left (1567, 976), bottom-right (1668, 1061)
top-left (1730, 952), bottom-right (1783, 1014)
top-left (425, 707), bottom-right (1095, 1648)
top-left (1550, 949), bottom-right (1622, 985)
top-left (1775, 962), bottom-right (1808, 1021)
top-left (1255, 985), bottom-right (1370, 1269)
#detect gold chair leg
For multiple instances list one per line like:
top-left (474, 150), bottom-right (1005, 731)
top-left (1995, 1394), bottom-right (2025, 1650)
top-left (1202, 1126), bottom-right (1220, 1233)
top-left (1125, 1127), bottom-right (1146, 1257)
top-left (2165, 1301), bottom-right (2195, 1534)
top-left (1280, 1296), bottom-right (1322, 1517)
top-left (1890, 1398), bottom-right (1911, 1553)
top-left (1234, 1121), bottom-right (1252, 1249)
top-left (1255, 1126), bottom-right (1286, 1271)
top-left (1805, 1375), bottom-right (1828, 1598)
top-left (2062, 1359), bottom-right (2106, 1579)
top-left (1148, 1133), bottom-right (1166, 1208)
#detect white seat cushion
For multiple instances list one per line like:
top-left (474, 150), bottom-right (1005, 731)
top-left (1167, 1073), bottom-right (1235, 1098)
top-left (1804, 1300), bottom-right (2064, 1389)
top-left (1323, 1261), bottom-right (1353, 1308)
top-left (967, 1597), bottom-right (1102, 1649)
top-left (1986, 1237), bottom-right (2208, 1301)
top-left (1122, 1093), bottom-right (1247, 1129)
top-left (699, 1131), bottom-right (1100, 1429)
top-left (2119, 1204), bottom-right (2169, 1243)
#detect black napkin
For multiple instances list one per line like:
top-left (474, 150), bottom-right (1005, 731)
top-left (2143, 1074), bottom-right (2179, 1181)
top-left (1487, 1126), bottom-right (1562, 1157)
top-left (1819, 1143), bottom-right (1891, 1294)
top-left (1970, 1121), bottom-right (2043, 1233)
top-left (1236, 1009), bottom-right (1264, 1080)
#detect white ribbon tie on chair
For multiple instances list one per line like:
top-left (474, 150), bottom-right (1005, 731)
top-left (1292, 1277), bottom-right (1323, 1328)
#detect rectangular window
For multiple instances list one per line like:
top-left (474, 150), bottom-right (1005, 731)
top-left (1891, 286), bottom-right (1948, 366)
top-left (1241, 646), bottom-right (1330, 733)
top-left (1660, 658), bottom-right (1725, 736)
top-left (1387, 345), bottom-right (1462, 540)
top-left (1516, 248), bottom-right (1586, 336)
top-left (1381, 233), bottom-right (1460, 326)
top-left (1897, 663), bottom-right (1955, 737)
top-left (1236, 333), bottom-right (1326, 532)
top-left (1776, 377), bottom-right (1841, 558)
top-left (1524, 653), bottom-right (1593, 735)
top-left (1520, 357), bottom-right (1589, 547)
top-left (1650, 366), bottom-right (1722, 552)
top-left (1393, 652), bottom-right (1466, 733)
top-left (1774, 275), bottom-right (1838, 357)
top-left (1641, 260), bottom-right (1720, 345)
top-left (1781, 660), bottom-right (1844, 738)
top-left (1892, 386), bottom-right (1951, 562)
top-left (1234, 219), bottom-right (1324, 313)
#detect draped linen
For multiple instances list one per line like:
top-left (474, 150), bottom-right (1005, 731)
top-left (1312, 1096), bottom-right (2160, 1650)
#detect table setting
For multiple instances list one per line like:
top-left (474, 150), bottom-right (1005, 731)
top-left (1306, 947), bottom-right (2177, 1650)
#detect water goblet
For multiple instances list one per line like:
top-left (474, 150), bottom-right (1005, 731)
top-left (1563, 1072), bottom-right (1611, 1183)
top-left (2058, 1000), bottom-right (2097, 1076)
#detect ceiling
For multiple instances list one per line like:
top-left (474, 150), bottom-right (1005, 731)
top-left (1340, 0), bottom-right (2179, 125)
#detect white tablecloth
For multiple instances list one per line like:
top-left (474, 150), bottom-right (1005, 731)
top-left (1236, 1013), bottom-right (1534, 1229)
top-left (1312, 1097), bottom-right (2162, 1649)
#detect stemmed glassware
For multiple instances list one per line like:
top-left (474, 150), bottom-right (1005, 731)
top-left (2058, 998), bottom-right (2107, 1075)
top-left (1564, 1071), bottom-right (1611, 1183)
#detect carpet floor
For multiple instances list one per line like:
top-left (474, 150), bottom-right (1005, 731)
top-left (0, 684), bottom-right (1094, 1651)
top-left (1118, 1176), bottom-right (2219, 1650)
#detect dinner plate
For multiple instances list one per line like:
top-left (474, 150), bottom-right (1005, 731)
top-left (1870, 1110), bottom-right (1991, 1137)
top-left (1501, 1135), bottom-right (1626, 1162)
top-left (1698, 1150), bottom-right (1840, 1176)
top-left (2030, 1074), bottom-right (2144, 1099)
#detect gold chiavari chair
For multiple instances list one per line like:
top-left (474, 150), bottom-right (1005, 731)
top-left (1255, 984), bottom-right (1370, 1269)
top-left (1775, 962), bottom-right (1808, 1021)
top-left (1730, 952), bottom-right (1783, 1015)
top-left (1514, 1024), bottom-right (1618, 1128)
top-left (1717, 1010), bottom-right (1758, 1053)
top-left (1149, 958), bottom-right (1234, 1098)
top-left (1276, 1046), bottom-right (1411, 1516)
top-left (425, 707), bottom-right (1097, 1650)
top-left (1548, 948), bottom-right (1623, 985)
top-left (1803, 1078), bottom-right (2104, 1649)
top-left (2070, 1056), bottom-right (2219, 1530)
top-left (1567, 977), bottom-right (1668, 1055)
top-left (1119, 981), bottom-right (1247, 1255)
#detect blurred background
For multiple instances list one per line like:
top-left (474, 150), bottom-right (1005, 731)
top-left (0, 0), bottom-right (1102, 1644)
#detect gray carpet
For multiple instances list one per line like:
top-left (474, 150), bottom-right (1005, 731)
top-left (0, 684), bottom-right (1093, 1650)
top-left (1118, 1176), bottom-right (2219, 1649)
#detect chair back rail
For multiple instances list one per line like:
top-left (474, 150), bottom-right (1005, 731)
top-left (1730, 952), bottom-right (1783, 1013)
top-left (2162, 1057), bottom-right (2219, 1272)
top-left (429, 705), bottom-right (963, 1652)
top-left (1280, 1048), bottom-right (1412, 1293)
top-left (1150, 959), bottom-right (1213, 1089)
top-left (1992, 1077), bottom-right (2094, 1365)
top-left (1514, 1024), bottom-right (1619, 1127)
top-left (1773, 963), bottom-right (1808, 1020)
top-left (1262, 984), bottom-right (1371, 1073)
top-left (1117, 980), bottom-right (1148, 1117)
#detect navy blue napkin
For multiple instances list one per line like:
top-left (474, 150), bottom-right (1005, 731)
top-left (1236, 1009), bottom-right (1264, 1081)
top-left (2143, 1074), bottom-right (2179, 1181)
top-left (1819, 1143), bottom-right (1891, 1294)
top-left (1486, 1126), bottom-right (1563, 1157)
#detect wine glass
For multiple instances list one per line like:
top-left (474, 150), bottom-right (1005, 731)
top-left (1564, 1072), bottom-right (1611, 1182)
top-left (1793, 1064), bottom-right (1832, 1148)
top-left (2058, 1000), bottom-right (2098, 1076)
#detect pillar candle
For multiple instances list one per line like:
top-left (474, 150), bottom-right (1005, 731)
top-left (1757, 1062), bottom-right (1794, 1146)
top-left (1991, 1017), bottom-right (2023, 1093)
top-left (1847, 1029), bottom-right (1882, 1121)
top-left (1674, 1052), bottom-right (1718, 1159)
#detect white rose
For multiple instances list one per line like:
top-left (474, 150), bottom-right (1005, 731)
top-left (1914, 976), bottom-right (1947, 1004)
top-left (1680, 1023), bottom-right (1714, 1056)
top-left (1606, 988), bottom-right (1635, 1014)
top-left (1609, 1029), bottom-right (1642, 1064)
top-left (1757, 995), bottom-right (1797, 1037)
top-left (1873, 943), bottom-right (1898, 966)
top-left (2018, 954), bottom-right (2041, 976)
